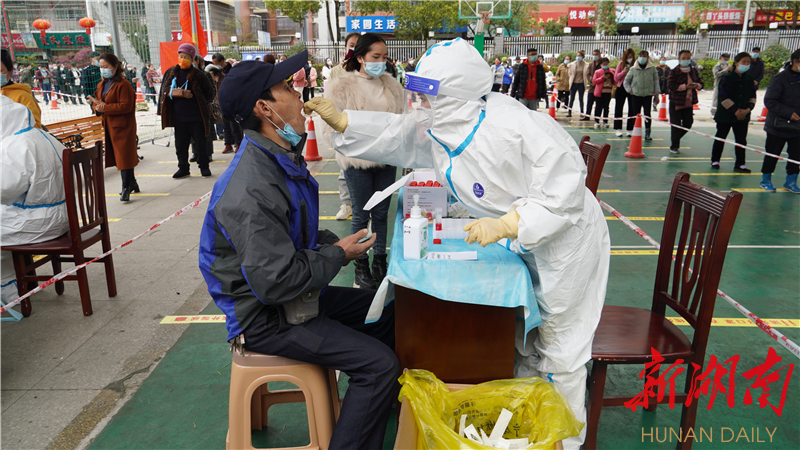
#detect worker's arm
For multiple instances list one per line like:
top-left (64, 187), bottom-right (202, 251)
top-left (0, 139), bottom-right (34, 205)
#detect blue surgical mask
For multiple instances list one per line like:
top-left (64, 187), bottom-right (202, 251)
top-left (602, 65), bottom-right (609, 70)
top-left (92, 59), bottom-right (99, 67)
top-left (100, 68), bottom-right (114, 78)
top-left (738, 64), bottom-right (750, 73)
top-left (638, 57), bottom-right (648, 65)
top-left (751, 52), bottom-right (759, 59)
top-left (0, 74), bottom-right (6, 85)
top-left (680, 60), bottom-right (691, 67)
top-left (265, 104), bottom-right (303, 147)
top-left (659, 60), bottom-right (666, 65)
top-left (576, 56), bottom-right (583, 62)
top-left (364, 61), bottom-right (386, 78)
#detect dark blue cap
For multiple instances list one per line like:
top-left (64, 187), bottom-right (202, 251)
top-left (218, 49), bottom-right (308, 123)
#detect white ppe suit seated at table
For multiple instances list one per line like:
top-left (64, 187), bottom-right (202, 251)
top-left (305, 38), bottom-right (610, 450)
top-left (0, 95), bottom-right (69, 319)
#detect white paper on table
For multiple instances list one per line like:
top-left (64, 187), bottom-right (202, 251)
top-left (363, 173), bottom-right (411, 211)
top-left (427, 251), bottom-right (478, 261)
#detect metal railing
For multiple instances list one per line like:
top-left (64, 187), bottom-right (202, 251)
top-left (573, 35), bottom-right (631, 59)
top-left (779, 30), bottom-right (800, 54)
top-left (639, 34), bottom-right (698, 59)
top-left (705, 29), bottom-right (769, 58)
top-left (503, 36), bottom-right (561, 57)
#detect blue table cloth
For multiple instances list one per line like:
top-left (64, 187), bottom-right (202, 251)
top-left (367, 190), bottom-right (542, 339)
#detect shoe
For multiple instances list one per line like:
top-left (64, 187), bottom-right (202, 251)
top-left (353, 258), bottom-right (375, 289)
top-left (760, 173), bottom-right (776, 192)
top-left (234, 145), bottom-right (239, 153)
top-left (594, 123), bottom-right (600, 129)
top-left (566, 112), bottom-right (572, 118)
top-left (335, 204), bottom-right (352, 220)
top-left (120, 187), bottom-right (131, 202)
top-left (222, 145), bottom-right (234, 154)
top-left (580, 116), bottom-right (591, 121)
top-left (669, 148), bottom-right (681, 154)
top-left (371, 254), bottom-right (388, 287)
top-left (783, 174), bottom-right (800, 193)
top-left (173, 169), bottom-right (190, 179)
top-left (131, 178), bottom-right (140, 193)
top-left (710, 162), bottom-right (720, 170)
top-left (189, 155), bottom-right (197, 163)
top-left (603, 122), bottom-right (610, 128)
top-left (734, 165), bottom-right (751, 173)
top-left (201, 167), bottom-right (212, 177)
top-left (644, 129), bottom-right (652, 141)
top-left (625, 131), bottom-right (632, 137)
top-left (615, 130), bottom-right (623, 137)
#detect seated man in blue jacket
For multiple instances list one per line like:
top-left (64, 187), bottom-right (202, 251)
top-left (199, 50), bottom-right (399, 450)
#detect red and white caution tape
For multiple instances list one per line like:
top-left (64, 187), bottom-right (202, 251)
top-left (599, 198), bottom-right (800, 360)
top-left (0, 192), bottom-right (212, 315)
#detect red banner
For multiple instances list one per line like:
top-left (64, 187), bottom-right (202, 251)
top-left (755, 9), bottom-right (797, 26)
top-left (178, 0), bottom-right (207, 57)
top-left (1, 33), bottom-right (37, 50)
top-left (700, 10), bottom-right (744, 25)
top-left (567, 7), bottom-right (596, 28)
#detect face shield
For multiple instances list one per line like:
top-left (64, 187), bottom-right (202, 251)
top-left (402, 72), bottom-right (486, 128)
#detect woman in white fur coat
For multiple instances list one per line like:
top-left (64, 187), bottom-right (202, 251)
top-left (320, 33), bottom-right (404, 290)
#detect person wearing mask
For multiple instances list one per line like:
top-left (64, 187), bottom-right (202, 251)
top-left (82, 52), bottom-right (102, 113)
top-left (404, 57), bottom-right (416, 73)
top-left (760, 49), bottom-right (800, 193)
top-left (582, 49), bottom-right (602, 121)
top-left (749, 46), bottom-right (765, 89)
top-left (555, 55), bottom-right (571, 111)
top-left (278, 55), bottom-right (287, 63)
top-left (157, 43), bottom-right (216, 179)
top-left (567, 51), bottom-right (588, 118)
top-left (711, 53), bottom-right (733, 116)
top-left (1, 49), bottom-right (43, 129)
top-left (502, 60), bottom-right (514, 95)
top-left (712, 52), bottom-right (757, 173)
top-left (538, 55), bottom-right (551, 109)
top-left (217, 63), bottom-right (243, 154)
top-left (492, 57), bottom-right (504, 92)
top-left (305, 59), bottom-right (317, 101)
top-left (319, 33), bottom-right (403, 289)
top-left (20, 64), bottom-right (37, 102)
top-left (624, 51), bottom-right (660, 140)
top-left (592, 57), bottom-right (615, 128)
top-left (69, 63), bottom-right (84, 105)
top-left (385, 56), bottom-right (398, 80)
top-left (396, 59), bottom-right (405, 85)
top-left (322, 58), bottom-right (333, 90)
top-left (331, 33), bottom-right (360, 81)
top-left (613, 48), bottom-right (636, 135)
top-left (292, 63), bottom-right (307, 98)
top-left (653, 56), bottom-right (670, 110)
top-left (329, 32), bottom-right (360, 222)
top-left (145, 63), bottom-right (161, 105)
top-left (511, 48), bottom-right (547, 111)
top-left (35, 64), bottom-right (52, 104)
top-left (211, 53), bottom-right (225, 70)
top-left (264, 54), bottom-right (277, 65)
top-left (1, 97), bottom-right (70, 318)
top-left (54, 64), bottom-right (68, 104)
top-left (90, 53), bottom-right (140, 201)
top-left (667, 50), bottom-right (703, 155)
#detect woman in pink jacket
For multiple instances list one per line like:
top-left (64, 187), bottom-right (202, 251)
top-left (292, 67), bottom-right (306, 97)
top-left (613, 48), bottom-right (636, 136)
top-left (592, 57), bottom-right (616, 128)
top-left (305, 59), bottom-right (317, 101)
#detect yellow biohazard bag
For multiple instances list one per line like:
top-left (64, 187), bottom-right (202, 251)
top-left (398, 370), bottom-right (583, 450)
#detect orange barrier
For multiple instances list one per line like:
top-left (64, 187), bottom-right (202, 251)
top-left (624, 115), bottom-right (645, 159)
top-left (658, 94), bottom-right (668, 122)
top-left (304, 116), bottom-right (322, 162)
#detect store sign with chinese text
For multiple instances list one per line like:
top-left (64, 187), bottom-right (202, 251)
top-left (616, 5), bottom-right (685, 24)
top-left (346, 15), bottom-right (396, 33)
top-left (1, 33), bottom-right (38, 50)
top-left (36, 32), bottom-right (91, 50)
top-left (702, 10), bottom-right (745, 25)
top-left (568, 7), bottom-right (596, 28)
top-left (755, 9), bottom-right (797, 26)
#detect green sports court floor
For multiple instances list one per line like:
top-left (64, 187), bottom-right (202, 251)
top-left (86, 114), bottom-right (799, 449)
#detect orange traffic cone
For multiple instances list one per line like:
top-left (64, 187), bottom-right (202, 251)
top-left (658, 94), bottom-right (668, 122)
top-left (548, 91), bottom-right (557, 119)
top-left (304, 116), bottom-right (322, 161)
top-left (624, 114), bottom-right (646, 159)
top-left (758, 106), bottom-right (768, 122)
top-left (136, 87), bottom-right (145, 103)
top-left (50, 97), bottom-right (59, 110)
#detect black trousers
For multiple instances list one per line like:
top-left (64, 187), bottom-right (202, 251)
top-left (628, 94), bottom-right (653, 130)
top-left (223, 117), bottom-right (243, 147)
top-left (491, 84), bottom-right (501, 92)
top-left (594, 92), bottom-right (612, 123)
top-left (569, 82), bottom-right (585, 113)
top-left (762, 134), bottom-right (800, 175)
top-left (242, 286), bottom-right (399, 450)
top-left (120, 168), bottom-right (135, 188)
top-left (303, 86), bottom-right (311, 102)
top-left (669, 104), bottom-right (694, 151)
top-left (501, 83), bottom-right (511, 94)
top-left (712, 121), bottom-right (748, 167)
top-left (613, 86), bottom-right (630, 130)
top-left (585, 89), bottom-right (596, 118)
top-left (175, 121), bottom-right (209, 171)
top-left (557, 90), bottom-right (569, 110)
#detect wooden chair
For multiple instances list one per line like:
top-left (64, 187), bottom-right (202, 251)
top-left (45, 116), bottom-right (104, 149)
top-left (585, 173), bottom-right (743, 450)
top-left (2, 142), bottom-right (117, 317)
top-left (579, 136), bottom-right (611, 196)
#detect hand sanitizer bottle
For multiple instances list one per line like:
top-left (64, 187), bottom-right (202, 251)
top-left (403, 194), bottom-right (428, 260)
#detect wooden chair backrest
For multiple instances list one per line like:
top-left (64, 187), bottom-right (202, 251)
top-left (578, 136), bottom-right (611, 196)
top-left (47, 116), bottom-right (104, 149)
top-left (62, 142), bottom-right (109, 240)
top-left (653, 173), bottom-right (742, 362)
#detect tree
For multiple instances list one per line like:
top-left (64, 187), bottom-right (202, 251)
top-left (590, 0), bottom-right (618, 36)
top-left (263, 1), bottom-right (322, 25)
top-left (352, 1), bottom-right (467, 41)
top-left (478, 0), bottom-right (538, 37)
top-left (678, 1), bottom-right (718, 34)
top-left (324, 1), bottom-right (336, 43)
top-left (534, 14), bottom-right (569, 37)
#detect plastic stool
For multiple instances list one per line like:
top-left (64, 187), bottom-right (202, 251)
top-left (226, 350), bottom-right (341, 450)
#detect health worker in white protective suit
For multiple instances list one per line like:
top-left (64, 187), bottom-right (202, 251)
top-left (305, 38), bottom-right (610, 449)
top-left (1, 95), bottom-right (69, 319)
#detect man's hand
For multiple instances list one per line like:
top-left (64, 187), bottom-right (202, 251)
top-left (94, 102), bottom-right (106, 112)
top-left (334, 229), bottom-right (376, 263)
top-left (791, 112), bottom-right (800, 121)
top-left (734, 108), bottom-right (750, 121)
top-left (304, 97), bottom-right (348, 133)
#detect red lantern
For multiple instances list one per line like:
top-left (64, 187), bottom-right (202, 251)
top-left (78, 17), bottom-right (96, 35)
top-left (32, 19), bottom-right (51, 41)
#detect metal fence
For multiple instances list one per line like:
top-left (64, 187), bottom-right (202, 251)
top-left (639, 34), bottom-right (697, 59)
top-left (503, 36), bottom-right (561, 58)
top-left (779, 30), bottom-right (800, 53)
